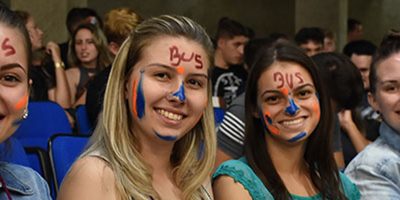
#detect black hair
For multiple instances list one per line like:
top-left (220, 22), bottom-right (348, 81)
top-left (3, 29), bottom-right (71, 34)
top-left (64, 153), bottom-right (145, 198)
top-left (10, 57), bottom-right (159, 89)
top-left (343, 40), bottom-right (377, 57)
top-left (348, 18), bottom-right (362, 33)
top-left (312, 52), bottom-right (364, 110)
top-left (244, 42), bottom-right (346, 200)
top-left (66, 7), bottom-right (103, 35)
top-left (294, 27), bottom-right (324, 45)
top-left (244, 37), bottom-right (274, 70)
top-left (214, 17), bottom-right (254, 41)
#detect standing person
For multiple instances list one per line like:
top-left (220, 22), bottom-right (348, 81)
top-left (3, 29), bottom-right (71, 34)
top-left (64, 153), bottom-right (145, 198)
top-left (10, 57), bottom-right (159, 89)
top-left (86, 7), bottom-right (142, 127)
top-left (66, 23), bottom-right (112, 107)
top-left (345, 31), bottom-right (400, 199)
top-left (295, 27), bottom-right (324, 57)
top-left (0, 5), bottom-right (51, 199)
top-left (14, 10), bottom-right (71, 109)
top-left (212, 17), bottom-right (253, 109)
top-left (58, 15), bottom-right (216, 200)
top-left (347, 19), bottom-right (363, 43)
top-left (213, 42), bottom-right (360, 200)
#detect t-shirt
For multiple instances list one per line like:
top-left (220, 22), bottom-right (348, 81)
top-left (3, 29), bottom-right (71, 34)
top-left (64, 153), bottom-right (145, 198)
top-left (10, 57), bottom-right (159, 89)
top-left (211, 65), bottom-right (247, 107)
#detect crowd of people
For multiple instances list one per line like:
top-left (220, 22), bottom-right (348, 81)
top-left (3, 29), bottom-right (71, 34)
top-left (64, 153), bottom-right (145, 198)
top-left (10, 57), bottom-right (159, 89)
top-left (0, 2), bottom-right (399, 200)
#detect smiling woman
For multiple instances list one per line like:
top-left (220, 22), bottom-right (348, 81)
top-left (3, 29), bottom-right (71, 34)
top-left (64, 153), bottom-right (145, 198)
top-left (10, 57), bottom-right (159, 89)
top-left (212, 42), bottom-right (360, 200)
top-left (0, 4), bottom-right (51, 200)
top-left (58, 15), bottom-right (216, 200)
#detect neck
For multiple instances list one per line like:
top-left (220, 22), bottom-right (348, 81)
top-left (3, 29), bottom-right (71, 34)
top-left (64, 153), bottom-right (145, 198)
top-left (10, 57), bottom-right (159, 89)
top-left (139, 135), bottom-right (175, 174)
top-left (266, 135), bottom-right (307, 175)
top-left (214, 49), bottom-right (229, 69)
top-left (82, 60), bottom-right (97, 69)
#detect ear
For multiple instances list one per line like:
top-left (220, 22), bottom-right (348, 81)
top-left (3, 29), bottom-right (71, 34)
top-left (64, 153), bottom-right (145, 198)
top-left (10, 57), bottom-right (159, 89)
top-left (368, 92), bottom-right (380, 112)
top-left (217, 38), bottom-right (226, 49)
top-left (108, 42), bottom-right (120, 56)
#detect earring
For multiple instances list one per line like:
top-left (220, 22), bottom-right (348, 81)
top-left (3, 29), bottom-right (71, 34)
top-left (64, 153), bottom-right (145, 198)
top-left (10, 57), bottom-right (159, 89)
top-left (22, 109), bottom-right (29, 119)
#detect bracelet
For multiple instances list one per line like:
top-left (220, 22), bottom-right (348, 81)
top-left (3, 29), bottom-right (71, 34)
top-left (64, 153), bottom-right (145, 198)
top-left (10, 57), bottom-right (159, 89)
top-left (55, 61), bottom-right (65, 69)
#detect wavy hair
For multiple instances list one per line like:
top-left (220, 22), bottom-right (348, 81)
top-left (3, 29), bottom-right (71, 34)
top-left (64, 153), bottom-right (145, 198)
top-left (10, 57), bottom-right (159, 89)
top-left (82, 15), bottom-right (216, 200)
top-left (244, 42), bottom-right (346, 200)
top-left (68, 23), bottom-right (112, 70)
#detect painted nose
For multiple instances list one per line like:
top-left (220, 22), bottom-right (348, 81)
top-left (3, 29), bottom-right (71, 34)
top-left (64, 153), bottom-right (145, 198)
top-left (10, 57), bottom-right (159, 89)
top-left (285, 98), bottom-right (299, 116)
top-left (169, 82), bottom-right (186, 102)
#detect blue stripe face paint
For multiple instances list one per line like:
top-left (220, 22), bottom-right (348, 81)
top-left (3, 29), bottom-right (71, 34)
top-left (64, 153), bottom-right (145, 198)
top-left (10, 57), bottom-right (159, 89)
top-left (288, 131), bottom-right (307, 143)
top-left (155, 131), bottom-right (178, 141)
top-left (172, 82), bottom-right (186, 102)
top-left (285, 98), bottom-right (299, 116)
top-left (136, 71), bottom-right (146, 119)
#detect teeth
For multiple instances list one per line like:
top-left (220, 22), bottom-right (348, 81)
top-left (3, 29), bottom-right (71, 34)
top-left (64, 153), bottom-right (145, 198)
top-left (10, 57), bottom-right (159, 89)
top-left (281, 118), bottom-right (304, 126)
top-left (157, 109), bottom-right (183, 121)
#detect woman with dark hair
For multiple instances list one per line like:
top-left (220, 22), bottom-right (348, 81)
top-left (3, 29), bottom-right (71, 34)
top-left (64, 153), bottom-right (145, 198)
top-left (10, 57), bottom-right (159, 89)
top-left (213, 42), bottom-right (360, 200)
top-left (345, 31), bottom-right (400, 198)
top-left (0, 5), bottom-right (51, 199)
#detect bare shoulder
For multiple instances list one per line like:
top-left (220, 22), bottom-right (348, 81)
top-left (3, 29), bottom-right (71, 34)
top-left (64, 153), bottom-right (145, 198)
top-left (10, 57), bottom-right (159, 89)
top-left (65, 67), bottom-right (80, 76)
top-left (212, 175), bottom-right (252, 200)
top-left (57, 156), bottom-right (119, 200)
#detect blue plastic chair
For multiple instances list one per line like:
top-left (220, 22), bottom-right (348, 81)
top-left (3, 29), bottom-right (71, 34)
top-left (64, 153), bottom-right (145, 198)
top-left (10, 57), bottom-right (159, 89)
top-left (75, 105), bottom-right (93, 135)
top-left (0, 137), bottom-right (30, 167)
top-left (48, 134), bottom-right (89, 193)
top-left (14, 101), bottom-right (73, 150)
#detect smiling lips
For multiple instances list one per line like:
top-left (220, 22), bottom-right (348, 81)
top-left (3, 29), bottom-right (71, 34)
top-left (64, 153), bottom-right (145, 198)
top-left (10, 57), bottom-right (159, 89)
top-left (278, 116), bottom-right (307, 128)
top-left (156, 108), bottom-right (184, 121)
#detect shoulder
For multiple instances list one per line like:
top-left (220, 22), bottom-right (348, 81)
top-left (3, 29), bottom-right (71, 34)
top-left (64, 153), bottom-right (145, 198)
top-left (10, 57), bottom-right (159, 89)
top-left (213, 158), bottom-right (272, 200)
top-left (338, 171), bottom-right (361, 199)
top-left (0, 162), bottom-right (51, 199)
top-left (57, 156), bottom-right (119, 200)
top-left (66, 67), bottom-right (81, 77)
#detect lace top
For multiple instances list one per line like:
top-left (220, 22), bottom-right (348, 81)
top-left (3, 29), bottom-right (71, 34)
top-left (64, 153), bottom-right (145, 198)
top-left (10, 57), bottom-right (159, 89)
top-left (213, 157), bottom-right (360, 200)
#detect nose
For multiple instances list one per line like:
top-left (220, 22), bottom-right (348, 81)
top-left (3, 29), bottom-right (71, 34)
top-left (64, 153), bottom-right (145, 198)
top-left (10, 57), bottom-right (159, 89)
top-left (238, 45), bottom-right (244, 55)
top-left (285, 98), bottom-right (299, 116)
top-left (167, 82), bottom-right (186, 103)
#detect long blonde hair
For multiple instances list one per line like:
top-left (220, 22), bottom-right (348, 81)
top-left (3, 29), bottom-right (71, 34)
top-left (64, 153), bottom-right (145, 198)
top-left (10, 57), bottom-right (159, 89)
top-left (82, 15), bottom-right (216, 200)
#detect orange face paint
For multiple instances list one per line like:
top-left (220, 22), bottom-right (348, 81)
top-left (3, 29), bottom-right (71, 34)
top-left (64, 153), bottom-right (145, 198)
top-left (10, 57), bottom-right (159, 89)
top-left (312, 101), bottom-right (320, 120)
top-left (280, 88), bottom-right (289, 96)
top-left (131, 79), bottom-right (138, 117)
top-left (14, 94), bottom-right (28, 110)
top-left (263, 110), bottom-right (280, 135)
top-left (176, 66), bottom-right (185, 74)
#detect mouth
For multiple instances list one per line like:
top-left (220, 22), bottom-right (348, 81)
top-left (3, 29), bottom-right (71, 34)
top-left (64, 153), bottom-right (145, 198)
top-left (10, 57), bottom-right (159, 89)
top-left (278, 116), bottom-right (307, 128)
top-left (156, 108), bottom-right (185, 121)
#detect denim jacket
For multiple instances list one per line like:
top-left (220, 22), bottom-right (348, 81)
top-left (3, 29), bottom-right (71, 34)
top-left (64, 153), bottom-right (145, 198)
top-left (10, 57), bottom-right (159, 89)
top-left (0, 162), bottom-right (51, 200)
top-left (345, 122), bottom-right (400, 200)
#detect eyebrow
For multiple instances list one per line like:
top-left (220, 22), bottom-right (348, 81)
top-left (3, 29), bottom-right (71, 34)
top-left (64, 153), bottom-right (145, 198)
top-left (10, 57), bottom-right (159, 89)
top-left (260, 83), bottom-right (315, 97)
top-left (145, 63), bottom-right (208, 79)
top-left (0, 63), bottom-right (27, 74)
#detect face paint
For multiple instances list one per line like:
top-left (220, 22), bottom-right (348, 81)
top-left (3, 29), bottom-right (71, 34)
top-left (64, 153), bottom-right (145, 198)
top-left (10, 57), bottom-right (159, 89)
top-left (176, 66), bottom-right (185, 74)
top-left (14, 94), bottom-right (28, 110)
top-left (169, 45), bottom-right (203, 69)
top-left (154, 131), bottom-right (178, 141)
top-left (285, 98), bottom-right (299, 115)
top-left (171, 82), bottom-right (186, 102)
top-left (262, 110), bottom-right (280, 135)
top-left (287, 131), bottom-right (307, 143)
top-left (132, 70), bottom-right (146, 119)
top-left (1, 38), bottom-right (16, 56)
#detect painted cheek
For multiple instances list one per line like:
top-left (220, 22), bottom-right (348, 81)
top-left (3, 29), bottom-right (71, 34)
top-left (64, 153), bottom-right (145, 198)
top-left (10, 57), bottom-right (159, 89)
top-left (312, 100), bottom-right (321, 120)
top-left (172, 82), bottom-right (186, 102)
top-left (132, 72), bottom-right (146, 119)
top-left (287, 131), bottom-right (307, 143)
top-left (154, 131), bottom-right (178, 141)
top-left (263, 110), bottom-right (280, 135)
top-left (14, 94), bottom-right (28, 110)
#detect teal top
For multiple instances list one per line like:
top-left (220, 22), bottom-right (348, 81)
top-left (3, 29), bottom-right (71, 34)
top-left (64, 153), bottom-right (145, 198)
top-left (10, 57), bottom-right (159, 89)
top-left (213, 157), bottom-right (360, 200)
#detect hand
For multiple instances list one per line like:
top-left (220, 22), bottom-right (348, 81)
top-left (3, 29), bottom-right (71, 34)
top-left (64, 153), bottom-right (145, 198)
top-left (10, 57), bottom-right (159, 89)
top-left (46, 41), bottom-right (62, 63)
top-left (338, 109), bottom-right (355, 130)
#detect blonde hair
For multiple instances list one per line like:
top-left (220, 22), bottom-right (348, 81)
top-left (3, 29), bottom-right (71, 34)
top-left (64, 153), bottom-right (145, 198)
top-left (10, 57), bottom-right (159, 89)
top-left (68, 23), bottom-right (112, 70)
top-left (82, 15), bottom-right (216, 200)
top-left (104, 8), bottom-right (142, 46)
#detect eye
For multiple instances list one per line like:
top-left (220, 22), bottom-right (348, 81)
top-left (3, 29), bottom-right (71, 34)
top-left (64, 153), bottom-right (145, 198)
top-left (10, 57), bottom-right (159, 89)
top-left (186, 78), bottom-right (204, 89)
top-left (154, 72), bottom-right (171, 81)
top-left (264, 95), bottom-right (281, 105)
top-left (0, 74), bottom-right (21, 86)
top-left (383, 84), bottom-right (399, 93)
top-left (297, 89), bottom-right (313, 99)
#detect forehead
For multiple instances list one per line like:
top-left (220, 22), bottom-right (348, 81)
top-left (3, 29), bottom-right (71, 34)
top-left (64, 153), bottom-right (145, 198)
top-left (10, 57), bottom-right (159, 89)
top-left (228, 35), bottom-right (249, 43)
top-left (140, 36), bottom-right (209, 66)
top-left (377, 53), bottom-right (400, 80)
top-left (301, 41), bottom-right (322, 49)
top-left (0, 24), bottom-right (28, 69)
top-left (258, 61), bottom-right (313, 87)
top-left (76, 28), bottom-right (93, 38)
top-left (351, 54), bottom-right (372, 67)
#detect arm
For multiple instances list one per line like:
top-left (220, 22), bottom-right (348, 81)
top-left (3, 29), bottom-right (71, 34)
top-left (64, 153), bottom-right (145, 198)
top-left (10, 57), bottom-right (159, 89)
top-left (213, 176), bottom-right (252, 200)
top-left (338, 110), bottom-right (371, 153)
top-left (46, 41), bottom-right (71, 108)
top-left (65, 68), bottom-right (79, 107)
top-left (57, 156), bottom-right (119, 200)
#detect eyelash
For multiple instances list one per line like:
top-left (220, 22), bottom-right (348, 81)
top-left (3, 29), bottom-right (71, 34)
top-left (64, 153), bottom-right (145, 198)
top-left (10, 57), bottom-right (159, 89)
top-left (0, 74), bottom-right (22, 86)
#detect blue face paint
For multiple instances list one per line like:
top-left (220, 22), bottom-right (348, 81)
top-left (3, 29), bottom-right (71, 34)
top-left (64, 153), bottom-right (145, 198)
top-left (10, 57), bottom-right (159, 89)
top-left (285, 98), bottom-right (299, 116)
top-left (155, 131), bottom-right (178, 141)
top-left (172, 82), bottom-right (186, 102)
top-left (136, 71), bottom-right (146, 119)
top-left (287, 131), bottom-right (307, 143)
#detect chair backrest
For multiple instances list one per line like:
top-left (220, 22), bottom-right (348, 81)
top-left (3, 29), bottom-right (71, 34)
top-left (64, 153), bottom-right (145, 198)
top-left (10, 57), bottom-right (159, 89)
top-left (0, 137), bottom-right (30, 167)
top-left (75, 105), bottom-right (93, 135)
top-left (214, 107), bottom-right (225, 126)
top-left (14, 101), bottom-right (72, 149)
top-left (48, 134), bottom-right (89, 193)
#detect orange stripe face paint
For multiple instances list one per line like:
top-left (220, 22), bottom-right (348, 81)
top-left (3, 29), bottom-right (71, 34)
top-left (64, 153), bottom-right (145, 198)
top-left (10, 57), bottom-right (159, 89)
top-left (14, 94), bottom-right (28, 110)
top-left (263, 110), bottom-right (280, 135)
top-left (280, 88), bottom-right (289, 96)
top-left (131, 79), bottom-right (138, 117)
top-left (312, 101), bottom-right (320, 120)
top-left (176, 66), bottom-right (185, 74)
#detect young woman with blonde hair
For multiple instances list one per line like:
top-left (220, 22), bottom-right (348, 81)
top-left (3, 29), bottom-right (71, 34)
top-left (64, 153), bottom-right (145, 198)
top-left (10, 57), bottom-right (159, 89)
top-left (58, 15), bottom-right (216, 200)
